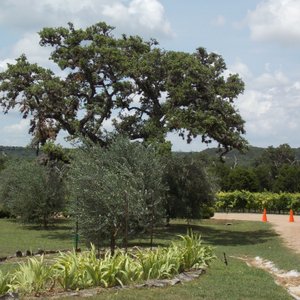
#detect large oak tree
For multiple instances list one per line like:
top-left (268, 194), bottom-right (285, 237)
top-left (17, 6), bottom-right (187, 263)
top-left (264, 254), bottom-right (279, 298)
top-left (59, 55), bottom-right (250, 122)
top-left (0, 22), bottom-right (247, 152)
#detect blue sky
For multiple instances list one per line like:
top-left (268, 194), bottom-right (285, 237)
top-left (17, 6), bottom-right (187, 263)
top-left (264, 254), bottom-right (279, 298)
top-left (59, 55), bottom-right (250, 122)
top-left (0, 0), bottom-right (300, 151)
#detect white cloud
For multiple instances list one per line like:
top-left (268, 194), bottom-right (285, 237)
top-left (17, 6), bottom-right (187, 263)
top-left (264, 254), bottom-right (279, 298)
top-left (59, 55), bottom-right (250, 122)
top-left (246, 0), bottom-right (300, 45)
top-left (253, 70), bottom-right (289, 89)
top-left (0, 0), bottom-right (173, 71)
top-left (11, 32), bottom-right (53, 67)
top-left (227, 59), bottom-right (252, 80)
top-left (2, 119), bottom-right (30, 134)
top-left (211, 15), bottom-right (226, 27)
top-left (238, 90), bottom-right (272, 119)
top-left (0, 58), bottom-right (15, 71)
top-left (0, 0), bottom-right (173, 39)
top-left (234, 60), bottom-right (300, 146)
top-left (102, 0), bottom-right (172, 37)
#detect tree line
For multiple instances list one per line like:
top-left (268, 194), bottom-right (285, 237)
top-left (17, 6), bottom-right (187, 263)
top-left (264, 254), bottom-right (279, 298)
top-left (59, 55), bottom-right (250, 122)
top-left (213, 144), bottom-right (300, 193)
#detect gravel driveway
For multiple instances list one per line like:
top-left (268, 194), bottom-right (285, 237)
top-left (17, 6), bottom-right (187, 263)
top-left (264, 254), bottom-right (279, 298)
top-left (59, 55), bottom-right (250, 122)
top-left (213, 212), bottom-right (300, 254)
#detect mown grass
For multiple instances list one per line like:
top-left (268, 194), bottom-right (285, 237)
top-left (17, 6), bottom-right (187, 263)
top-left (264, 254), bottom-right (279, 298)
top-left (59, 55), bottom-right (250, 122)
top-left (0, 218), bottom-right (83, 274)
top-left (1, 218), bottom-right (299, 299)
top-left (0, 219), bottom-right (82, 257)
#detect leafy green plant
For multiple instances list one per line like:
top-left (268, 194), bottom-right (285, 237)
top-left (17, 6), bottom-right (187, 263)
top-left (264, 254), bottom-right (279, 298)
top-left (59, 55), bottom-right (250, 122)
top-left (136, 232), bottom-right (214, 280)
top-left (177, 232), bottom-right (214, 270)
top-left (10, 256), bottom-right (52, 295)
top-left (53, 251), bottom-right (82, 290)
top-left (81, 245), bottom-right (108, 287)
top-left (135, 247), bottom-right (177, 280)
top-left (0, 270), bottom-right (11, 296)
top-left (2, 234), bottom-right (214, 295)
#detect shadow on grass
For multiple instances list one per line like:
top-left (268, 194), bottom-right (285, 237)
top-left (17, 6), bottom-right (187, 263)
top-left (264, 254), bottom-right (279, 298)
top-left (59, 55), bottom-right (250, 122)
top-left (3, 218), bottom-right (278, 248)
top-left (22, 219), bottom-right (73, 231)
top-left (39, 231), bottom-right (74, 241)
top-left (128, 222), bottom-right (279, 248)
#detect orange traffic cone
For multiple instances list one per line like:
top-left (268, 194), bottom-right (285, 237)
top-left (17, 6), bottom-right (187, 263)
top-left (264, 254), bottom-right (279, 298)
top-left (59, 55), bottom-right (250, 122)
top-left (262, 208), bottom-right (267, 222)
top-left (289, 209), bottom-right (294, 223)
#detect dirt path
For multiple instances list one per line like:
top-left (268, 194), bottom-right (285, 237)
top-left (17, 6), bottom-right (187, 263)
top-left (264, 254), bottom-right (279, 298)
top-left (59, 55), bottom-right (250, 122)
top-left (213, 213), bottom-right (300, 254)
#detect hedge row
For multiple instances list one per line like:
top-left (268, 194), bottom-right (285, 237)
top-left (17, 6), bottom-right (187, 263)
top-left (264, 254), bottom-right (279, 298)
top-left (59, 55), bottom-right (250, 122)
top-left (215, 191), bottom-right (300, 213)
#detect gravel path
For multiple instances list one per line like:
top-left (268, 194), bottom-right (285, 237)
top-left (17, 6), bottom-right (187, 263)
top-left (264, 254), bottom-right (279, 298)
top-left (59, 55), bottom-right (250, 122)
top-left (213, 212), bottom-right (300, 254)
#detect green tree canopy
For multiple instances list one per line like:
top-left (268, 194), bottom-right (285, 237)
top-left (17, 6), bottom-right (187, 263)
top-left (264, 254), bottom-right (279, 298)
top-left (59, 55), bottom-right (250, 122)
top-left (226, 167), bottom-right (259, 192)
top-left (69, 137), bottom-right (165, 254)
top-left (256, 144), bottom-right (296, 169)
top-left (0, 22), bottom-right (246, 152)
top-left (165, 153), bottom-right (215, 222)
top-left (0, 159), bottom-right (66, 227)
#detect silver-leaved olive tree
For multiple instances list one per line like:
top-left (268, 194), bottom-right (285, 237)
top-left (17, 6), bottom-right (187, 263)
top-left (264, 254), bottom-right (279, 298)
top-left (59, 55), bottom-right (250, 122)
top-left (0, 159), bottom-right (65, 227)
top-left (0, 22), bottom-right (247, 153)
top-left (69, 137), bottom-right (165, 255)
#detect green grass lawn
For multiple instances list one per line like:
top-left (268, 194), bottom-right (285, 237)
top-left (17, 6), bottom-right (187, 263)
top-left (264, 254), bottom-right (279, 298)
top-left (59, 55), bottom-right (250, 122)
top-left (0, 219), bottom-right (83, 257)
top-left (1, 218), bottom-right (299, 299)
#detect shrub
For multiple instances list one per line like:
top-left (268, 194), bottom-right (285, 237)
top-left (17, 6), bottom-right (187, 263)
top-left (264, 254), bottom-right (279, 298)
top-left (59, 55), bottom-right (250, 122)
top-left (9, 257), bottom-right (52, 295)
top-left (215, 191), bottom-right (300, 213)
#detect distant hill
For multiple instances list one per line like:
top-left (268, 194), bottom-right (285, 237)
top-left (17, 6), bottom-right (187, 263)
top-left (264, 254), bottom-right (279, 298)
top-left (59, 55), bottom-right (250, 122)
top-left (2, 144), bottom-right (300, 166)
top-left (0, 146), bottom-right (36, 159)
top-left (201, 146), bottom-right (300, 166)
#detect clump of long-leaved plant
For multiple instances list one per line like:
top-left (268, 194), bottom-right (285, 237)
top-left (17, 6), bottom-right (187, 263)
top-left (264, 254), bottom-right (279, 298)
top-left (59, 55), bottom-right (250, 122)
top-left (0, 271), bottom-right (11, 295)
top-left (8, 256), bottom-right (52, 295)
top-left (0, 232), bottom-right (214, 297)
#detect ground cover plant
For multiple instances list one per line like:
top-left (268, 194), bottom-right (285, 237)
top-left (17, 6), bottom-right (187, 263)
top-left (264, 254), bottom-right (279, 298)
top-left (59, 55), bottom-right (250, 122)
top-left (0, 233), bottom-right (213, 297)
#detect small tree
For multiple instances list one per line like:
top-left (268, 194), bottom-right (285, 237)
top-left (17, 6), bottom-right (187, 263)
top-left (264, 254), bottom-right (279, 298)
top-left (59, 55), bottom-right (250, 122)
top-left (69, 137), bottom-right (165, 255)
top-left (0, 160), bottom-right (65, 227)
top-left (165, 154), bottom-right (215, 227)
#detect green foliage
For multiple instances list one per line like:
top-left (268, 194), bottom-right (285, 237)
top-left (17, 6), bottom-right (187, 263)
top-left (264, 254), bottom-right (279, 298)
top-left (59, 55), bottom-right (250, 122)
top-left (9, 256), bottom-right (52, 295)
top-left (69, 137), bottom-right (166, 253)
top-left (0, 234), bottom-right (214, 296)
top-left (0, 22), bottom-right (246, 151)
top-left (41, 142), bottom-right (70, 163)
top-left (0, 146), bottom-right (36, 159)
top-left (257, 144), bottom-right (296, 169)
top-left (0, 271), bottom-right (11, 295)
top-left (0, 160), bottom-right (66, 227)
top-left (272, 165), bottom-right (300, 192)
top-left (215, 191), bottom-right (300, 213)
top-left (165, 153), bottom-right (215, 221)
top-left (0, 204), bottom-right (11, 219)
top-left (226, 167), bottom-right (259, 192)
top-left (208, 143), bottom-right (300, 193)
top-left (177, 232), bottom-right (214, 271)
top-left (0, 157), bottom-right (6, 172)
